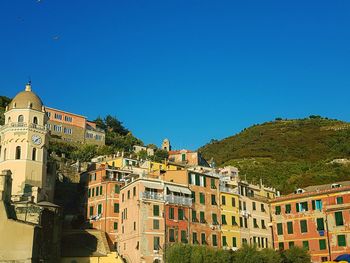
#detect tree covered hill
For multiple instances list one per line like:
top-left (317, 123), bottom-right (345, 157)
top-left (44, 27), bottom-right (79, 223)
top-left (199, 117), bottom-right (350, 193)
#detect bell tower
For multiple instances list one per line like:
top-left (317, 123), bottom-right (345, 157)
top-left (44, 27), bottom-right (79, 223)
top-left (0, 83), bottom-right (49, 202)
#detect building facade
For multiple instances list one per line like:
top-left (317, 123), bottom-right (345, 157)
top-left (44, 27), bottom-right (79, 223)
top-left (271, 182), bottom-right (350, 263)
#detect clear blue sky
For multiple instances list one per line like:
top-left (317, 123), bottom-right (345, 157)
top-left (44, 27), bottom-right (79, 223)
top-left (1, 0), bottom-right (349, 150)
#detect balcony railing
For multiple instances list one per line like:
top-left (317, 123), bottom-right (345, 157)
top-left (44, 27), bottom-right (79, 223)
top-left (0, 122), bottom-right (48, 131)
top-left (140, 191), bottom-right (164, 201)
top-left (220, 186), bottom-right (238, 194)
top-left (165, 195), bottom-right (192, 206)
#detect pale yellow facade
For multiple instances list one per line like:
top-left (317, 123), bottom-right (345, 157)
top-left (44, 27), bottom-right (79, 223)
top-left (60, 252), bottom-right (124, 263)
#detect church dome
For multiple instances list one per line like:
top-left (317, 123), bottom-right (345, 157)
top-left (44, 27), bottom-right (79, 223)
top-left (8, 83), bottom-right (43, 111)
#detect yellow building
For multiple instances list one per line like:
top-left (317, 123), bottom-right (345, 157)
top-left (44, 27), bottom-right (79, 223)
top-left (220, 183), bottom-right (241, 250)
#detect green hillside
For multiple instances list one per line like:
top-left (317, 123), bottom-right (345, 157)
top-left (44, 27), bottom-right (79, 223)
top-left (199, 117), bottom-right (350, 193)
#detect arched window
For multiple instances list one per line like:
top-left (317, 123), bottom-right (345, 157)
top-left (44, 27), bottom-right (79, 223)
top-left (18, 115), bottom-right (24, 123)
top-left (7, 117), bottom-right (11, 124)
top-left (33, 117), bottom-right (38, 125)
top-left (15, 146), bottom-right (21, 160)
top-left (32, 148), bottom-right (37, 161)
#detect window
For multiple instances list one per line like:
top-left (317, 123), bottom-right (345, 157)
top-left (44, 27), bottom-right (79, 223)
top-left (211, 195), bottom-right (217, 205)
top-left (200, 211), bottom-right (205, 223)
top-left (154, 237), bottom-right (160, 250)
top-left (222, 215), bottom-right (227, 225)
top-left (285, 204), bottom-right (291, 214)
top-left (114, 222), bottom-right (118, 230)
top-left (114, 203), bottom-right (119, 213)
top-left (201, 233), bottom-right (206, 245)
top-left (279, 242), bottom-right (284, 250)
top-left (191, 191), bottom-right (196, 202)
top-left (277, 223), bottom-right (283, 235)
top-left (64, 116), bottom-right (73, 122)
top-left (232, 237), bottom-right (237, 247)
top-left (33, 116), bottom-right (38, 124)
top-left (32, 148), bottom-right (36, 161)
top-left (53, 125), bottom-right (62, 132)
top-left (88, 188), bottom-right (91, 198)
top-left (222, 236), bottom-right (228, 246)
top-left (169, 207), bottom-right (175, 220)
top-left (181, 230), bottom-right (187, 243)
top-left (133, 187), bottom-right (136, 196)
top-left (178, 209), bottom-right (184, 220)
top-left (232, 197), bottom-right (236, 207)
top-left (15, 146), bottom-right (21, 159)
top-left (193, 233), bottom-right (198, 244)
top-left (253, 218), bottom-right (259, 228)
top-left (335, 211), bottom-right (344, 226)
top-left (192, 210), bottom-right (197, 222)
top-left (240, 217), bottom-right (243, 227)
top-left (181, 153), bottom-right (186, 161)
top-left (253, 202), bottom-right (256, 210)
top-left (300, 220), bottom-right (308, 233)
top-left (303, 241), bottom-right (309, 250)
top-left (317, 218), bottom-right (325, 231)
top-left (232, 216), bottom-right (237, 226)
top-left (18, 115), bottom-right (24, 122)
top-left (195, 174), bottom-right (200, 186)
top-left (99, 186), bottom-right (103, 195)
top-left (92, 188), bottom-right (95, 197)
top-left (287, 221), bottom-right (293, 234)
top-left (63, 127), bottom-right (73, 134)
top-left (297, 202), bottom-right (308, 212)
top-left (47, 112), bottom-right (51, 118)
top-left (222, 196), bottom-right (226, 205)
top-left (275, 206), bottom-right (281, 215)
top-left (210, 178), bottom-right (216, 189)
top-left (134, 222), bottom-right (136, 230)
top-left (261, 204), bottom-right (265, 212)
top-left (239, 201), bottom-right (242, 210)
top-left (200, 176), bottom-right (206, 187)
top-left (337, 235), bottom-right (346, 246)
top-left (319, 239), bottom-right (327, 250)
top-left (212, 234), bottom-right (218, 246)
top-left (244, 218), bottom-right (248, 228)
top-left (312, 200), bottom-right (322, 210)
top-left (127, 190), bottom-right (130, 199)
top-left (153, 219), bottom-right (160, 230)
top-left (261, 219), bottom-right (266, 229)
top-left (89, 206), bottom-right (94, 216)
top-left (199, 193), bottom-right (205, 204)
top-left (212, 213), bottom-right (218, 224)
top-left (336, 196), bottom-right (343, 204)
top-left (98, 204), bottom-right (102, 214)
top-left (115, 185), bottom-right (120, 193)
top-left (288, 241), bottom-right (294, 248)
top-left (243, 201), bottom-right (247, 210)
top-left (153, 205), bottom-right (159, 216)
top-left (54, 113), bottom-right (62, 120)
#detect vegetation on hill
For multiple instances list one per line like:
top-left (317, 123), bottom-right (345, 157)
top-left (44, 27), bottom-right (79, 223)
top-left (165, 243), bottom-right (311, 263)
top-left (0, 96), bottom-right (11, 125)
top-left (199, 117), bottom-right (350, 193)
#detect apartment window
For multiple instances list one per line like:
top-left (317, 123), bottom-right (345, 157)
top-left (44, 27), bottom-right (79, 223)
top-left (134, 222), bottom-right (136, 231)
top-left (212, 213), bottom-right (218, 224)
top-left (153, 205), bottom-right (159, 216)
top-left (300, 220), bottom-right (308, 233)
top-left (181, 230), bottom-right (187, 243)
top-left (54, 113), bottom-right (62, 120)
top-left (337, 235), bottom-right (346, 246)
top-left (232, 216), bottom-right (237, 226)
top-left (169, 207), bottom-right (175, 220)
top-left (261, 204), bottom-right (265, 212)
top-left (201, 233), bottom-right (206, 245)
top-left (191, 191), bottom-right (196, 202)
top-left (88, 188), bottom-right (91, 198)
top-left (192, 210), bottom-right (197, 222)
top-left (232, 197), bottom-right (236, 207)
top-left (303, 241), bottom-right (309, 250)
top-left (253, 202), bottom-right (256, 211)
top-left (15, 146), bottom-right (21, 159)
top-left (89, 206), bottom-right (94, 216)
top-left (244, 218), bottom-right (248, 228)
top-left (210, 178), bottom-right (216, 189)
top-left (288, 241), bottom-right (294, 248)
top-left (243, 201), bottom-right (247, 210)
top-left (63, 127), bottom-right (73, 134)
top-left (287, 221), bottom-right (293, 234)
top-left (285, 204), bottom-right (291, 214)
top-left (312, 199), bottom-right (322, 210)
top-left (335, 211), bottom-right (344, 226)
top-left (336, 196), bottom-right (343, 204)
top-left (222, 196), bottom-right (226, 205)
top-left (193, 232), bottom-right (198, 244)
top-left (114, 203), bottom-right (119, 213)
top-left (53, 125), bottom-right (62, 132)
top-left (232, 237), bottom-right (237, 247)
top-left (114, 222), bottom-right (118, 230)
top-left (154, 237), bottom-right (160, 250)
top-left (64, 116), bottom-right (73, 122)
top-left (178, 209), bottom-right (184, 220)
top-left (133, 187), bottom-right (136, 196)
top-left (153, 219), bottom-right (159, 230)
top-left (239, 201), bottom-right (242, 210)
top-left (47, 112), bottom-right (51, 118)
top-left (239, 217), bottom-right (243, 227)
top-left (195, 174), bottom-right (200, 186)
top-left (99, 186), bottom-right (103, 195)
top-left (199, 193), bottom-right (205, 204)
top-left (297, 201), bottom-right (308, 212)
top-left (253, 218), bottom-right (259, 228)
top-left (222, 236), bottom-right (228, 246)
top-left (317, 218), bottom-right (325, 231)
top-left (92, 188), bottom-right (95, 197)
top-left (211, 195), bottom-right (217, 205)
top-left (115, 185), bottom-right (120, 193)
top-left (97, 204), bottom-right (102, 215)
top-left (95, 187), bottom-right (99, 196)
top-left (261, 219), bottom-right (266, 229)
top-left (222, 215), bottom-right (227, 225)
top-left (32, 148), bottom-right (36, 161)
top-left (275, 206), bottom-right (281, 215)
top-left (279, 242), bottom-right (284, 250)
top-left (319, 239), bottom-right (327, 250)
top-left (127, 190), bottom-right (130, 199)
top-left (212, 234), bottom-right (218, 246)
top-left (200, 211), bottom-right (205, 223)
top-left (277, 223), bottom-right (283, 235)
top-left (200, 176), bottom-right (206, 187)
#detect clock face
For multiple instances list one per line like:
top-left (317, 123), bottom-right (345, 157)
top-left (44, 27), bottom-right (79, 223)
top-left (32, 135), bottom-right (42, 145)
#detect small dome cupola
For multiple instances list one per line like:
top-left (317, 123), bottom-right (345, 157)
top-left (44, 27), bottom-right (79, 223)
top-left (7, 82), bottom-right (43, 111)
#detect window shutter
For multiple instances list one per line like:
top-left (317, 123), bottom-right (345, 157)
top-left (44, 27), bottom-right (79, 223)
top-left (312, 200), bottom-right (316, 210)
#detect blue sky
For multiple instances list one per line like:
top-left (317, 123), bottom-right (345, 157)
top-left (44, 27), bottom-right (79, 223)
top-left (1, 0), bottom-right (349, 149)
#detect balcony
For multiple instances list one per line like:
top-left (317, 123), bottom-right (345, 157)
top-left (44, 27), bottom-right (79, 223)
top-left (220, 186), bottom-right (238, 194)
top-left (0, 122), bottom-right (48, 132)
top-left (140, 191), bottom-right (164, 201)
top-left (165, 195), bottom-right (192, 206)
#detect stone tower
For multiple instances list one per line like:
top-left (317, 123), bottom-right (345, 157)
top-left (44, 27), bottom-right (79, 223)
top-left (162, 138), bottom-right (171, 151)
top-left (0, 83), bottom-right (49, 202)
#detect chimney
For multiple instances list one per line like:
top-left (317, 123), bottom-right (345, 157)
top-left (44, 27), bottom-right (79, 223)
top-left (0, 170), bottom-right (12, 203)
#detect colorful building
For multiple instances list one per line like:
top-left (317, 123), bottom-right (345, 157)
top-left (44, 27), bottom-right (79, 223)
top-left (270, 181), bottom-right (350, 263)
top-left (168, 150), bottom-right (210, 167)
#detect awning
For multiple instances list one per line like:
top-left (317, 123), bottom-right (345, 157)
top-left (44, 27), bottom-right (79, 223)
top-left (166, 185), bottom-right (191, 195)
top-left (180, 187), bottom-right (192, 195)
top-left (143, 181), bottom-right (163, 190)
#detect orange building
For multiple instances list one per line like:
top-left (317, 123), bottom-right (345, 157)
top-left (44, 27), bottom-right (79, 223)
top-left (168, 150), bottom-right (210, 167)
top-left (271, 181), bottom-right (350, 263)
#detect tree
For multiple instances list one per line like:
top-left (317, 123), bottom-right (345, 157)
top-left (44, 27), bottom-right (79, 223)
top-left (281, 246), bottom-right (311, 263)
top-left (165, 243), bottom-right (191, 263)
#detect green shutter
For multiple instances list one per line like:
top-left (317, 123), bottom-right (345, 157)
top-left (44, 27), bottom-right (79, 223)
top-left (338, 235), bottom-right (346, 246)
top-left (191, 191), bottom-right (196, 202)
top-left (317, 218), bottom-right (324, 231)
top-left (169, 208), bottom-right (175, 219)
top-left (193, 232), bottom-right (198, 244)
top-left (302, 241), bottom-right (309, 250)
top-left (296, 203), bottom-right (300, 212)
top-left (181, 230), bottom-right (187, 243)
top-left (222, 236), bottom-right (227, 246)
top-left (275, 206), bottom-right (281, 215)
top-left (232, 237), bottom-right (237, 247)
top-left (285, 204), bottom-right (291, 213)
top-left (312, 200), bottom-right (316, 210)
top-left (319, 239), bottom-right (326, 250)
top-left (98, 204), bottom-right (102, 214)
top-left (114, 203), bottom-right (119, 213)
top-left (336, 196), bottom-right (343, 204)
top-left (153, 205), bottom-right (159, 216)
top-left (188, 173), bottom-right (191, 184)
top-left (153, 219), bottom-right (159, 229)
top-left (200, 211), bottom-right (205, 223)
top-left (178, 209), bottom-right (184, 220)
top-left (212, 234), bottom-right (217, 246)
top-left (192, 210), bottom-right (197, 222)
top-left (279, 242), bottom-right (284, 250)
top-left (201, 233), bottom-right (206, 245)
top-left (287, 222), bottom-right (293, 234)
top-left (203, 176), bottom-right (206, 187)
top-left (277, 223), bottom-right (283, 235)
top-left (288, 241), bottom-right (294, 248)
top-left (200, 193), bottom-right (205, 204)
top-left (89, 206), bottom-right (94, 216)
top-left (115, 185), bottom-right (120, 193)
top-left (335, 212), bottom-right (344, 226)
top-left (222, 215), bottom-right (227, 225)
top-left (195, 174), bottom-right (200, 186)
top-left (300, 220), bottom-right (308, 233)
top-left (222, 196), bottom-right (226, 205)
top-left (212, 213), bottom-right (217, 224)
